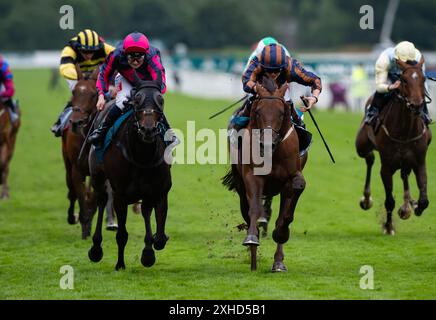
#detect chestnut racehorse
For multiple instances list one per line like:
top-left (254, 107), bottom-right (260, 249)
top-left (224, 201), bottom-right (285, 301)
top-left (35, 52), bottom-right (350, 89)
top-left (223, 76), bottom-right (307, 271)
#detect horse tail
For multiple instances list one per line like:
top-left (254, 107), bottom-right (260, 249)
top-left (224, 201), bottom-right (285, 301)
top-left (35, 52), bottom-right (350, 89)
top-left (222, 166), bottom-right (240, 192)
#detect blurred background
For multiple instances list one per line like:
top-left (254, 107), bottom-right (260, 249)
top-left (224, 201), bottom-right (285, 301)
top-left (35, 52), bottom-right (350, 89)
top-left (1, 0), bottom-right (436, 113)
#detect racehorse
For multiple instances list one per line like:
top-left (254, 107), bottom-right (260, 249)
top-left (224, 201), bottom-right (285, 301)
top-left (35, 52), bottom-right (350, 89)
top-left (61, 66), bottom-right (99, 239)
top-left (88, 74), bottom-right (172, 270)
top-left (355, 56), bottom-right (432, 235)
top-left (223, 76), bottom-right (306, 271)
top-left (0, 99), bottom-right (20, 199)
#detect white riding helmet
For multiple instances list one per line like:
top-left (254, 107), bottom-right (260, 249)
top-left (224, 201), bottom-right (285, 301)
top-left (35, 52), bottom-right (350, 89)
top-left (394, 41), bottom-right (417, 62)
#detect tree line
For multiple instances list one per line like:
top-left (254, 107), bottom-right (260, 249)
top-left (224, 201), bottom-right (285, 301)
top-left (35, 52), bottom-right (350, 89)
top-left (0, 0), bottom-right (435, 52)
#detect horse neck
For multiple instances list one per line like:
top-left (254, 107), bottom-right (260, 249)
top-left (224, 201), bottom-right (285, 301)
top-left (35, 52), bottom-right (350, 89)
top-left (383, 97), bottom-right (423, 139)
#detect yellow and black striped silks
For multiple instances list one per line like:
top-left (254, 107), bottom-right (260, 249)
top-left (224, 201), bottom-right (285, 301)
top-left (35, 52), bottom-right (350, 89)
top-left (59, 31), bottom-right (115, 80)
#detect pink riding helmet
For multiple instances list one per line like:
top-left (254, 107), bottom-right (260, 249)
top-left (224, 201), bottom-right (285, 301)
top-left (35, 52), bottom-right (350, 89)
top-left (123, 32), bottom-right (150, 54)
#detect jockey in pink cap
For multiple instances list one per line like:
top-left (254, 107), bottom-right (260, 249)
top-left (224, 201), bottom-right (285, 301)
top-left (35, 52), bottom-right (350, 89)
top-left (88, 32), bottom-right (168, 146)
top-left (0, 55), bottom-right (19, 123)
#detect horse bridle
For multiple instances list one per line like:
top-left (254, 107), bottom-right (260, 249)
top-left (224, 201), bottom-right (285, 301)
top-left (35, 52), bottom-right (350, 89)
top-left (396, 65), bottom-right (430, 113)
top-left (252, 95), bottom-right (290, 147)
top-left (71, 106), bottom-right (96, 138)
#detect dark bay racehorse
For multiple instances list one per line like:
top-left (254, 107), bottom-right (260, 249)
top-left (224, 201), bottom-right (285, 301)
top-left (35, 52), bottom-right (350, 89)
top-left (356, 57), bottom-right (432, 235)
top-left (88, 75), bottom-right (172, 270)
top-left (0, 99), bottom-right (20, 199)
top-left (223, 77), bottom-right (306, 271)
top-left (61, 67), bottom-right (99, 239)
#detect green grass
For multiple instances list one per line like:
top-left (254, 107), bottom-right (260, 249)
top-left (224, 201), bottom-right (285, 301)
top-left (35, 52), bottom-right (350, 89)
top-left (1, 69), bottom-right (436, 300)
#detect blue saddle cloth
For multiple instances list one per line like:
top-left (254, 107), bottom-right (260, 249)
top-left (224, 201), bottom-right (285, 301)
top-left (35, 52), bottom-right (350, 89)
top-left (95, 109), bottom-right (133, 163)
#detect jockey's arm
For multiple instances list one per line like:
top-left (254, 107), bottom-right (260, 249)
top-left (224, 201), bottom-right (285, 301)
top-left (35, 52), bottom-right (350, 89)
top-left (147, 49), bottom-right (167, 94)
top-left (288, 58), bottom-right (322, 109)
top-left (96, 51), bottom-right (117, 100)
top-left (242, 58), bottom-right (260, 94)
top-left (59, 46), bottom-right (78, 81)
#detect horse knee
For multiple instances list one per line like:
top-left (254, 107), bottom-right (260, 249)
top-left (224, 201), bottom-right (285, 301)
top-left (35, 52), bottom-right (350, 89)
top-left (292, 174), bottom-right (306, 192)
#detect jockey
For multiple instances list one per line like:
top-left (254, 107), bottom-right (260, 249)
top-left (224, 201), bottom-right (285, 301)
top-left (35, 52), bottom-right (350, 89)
top-left (51, 29), bottom-right (115, 137)
top-left (0, 55), bottom-right (19, 123)
top-left (88, 32), bottom-right (170, 146)
top-left (365, 41), bottom-right (432, 126)
top-left (235, 42), bottom-right (321, 130)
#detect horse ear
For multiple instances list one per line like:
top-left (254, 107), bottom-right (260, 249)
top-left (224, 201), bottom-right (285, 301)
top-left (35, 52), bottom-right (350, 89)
top-left (418, 55), bottom-right (425, 67)
top-left (90, 67), bottom-right (99, 81)
top-left (133, 70), bottom-right (141, 87)
top-left (396, 58), bottom-right (409, 70)
top-left (75, 64), bottom-right (83, 80)
top-left (277, 83), bottom-right (288, 97)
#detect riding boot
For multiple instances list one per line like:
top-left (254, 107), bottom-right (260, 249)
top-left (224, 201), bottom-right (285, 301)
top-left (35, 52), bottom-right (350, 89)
top-left (88, 105), bottom-right (123, 147)
top-left (365, 91), bottom-right (391, 126)
top-left (231, 98), bottom-right (253, 131)
top-left (3, 98), bottom-right (19, 123)
top-left (51, 102), bottom-right (73, 137)
top-left (421, 103), bottom-right (433, 126)
top-left (288, 101), bottom-right (305, 128)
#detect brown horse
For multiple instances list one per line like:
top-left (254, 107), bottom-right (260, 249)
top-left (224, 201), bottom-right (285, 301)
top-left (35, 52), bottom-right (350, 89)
top-left (223, 76), bottom-right (307, 271)
top-left (0, 100), bottom-right (20, 199)
top-left (356, 57), bottom-right (432, 235)
top-left (61, 67), bottom-right (99, 239)
top-left (88, 76), bottom-right (172, 270)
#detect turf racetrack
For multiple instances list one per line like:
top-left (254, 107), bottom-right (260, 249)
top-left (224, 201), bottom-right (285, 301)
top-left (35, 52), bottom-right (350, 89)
top-left (1, 69), bottom-right (435, 299)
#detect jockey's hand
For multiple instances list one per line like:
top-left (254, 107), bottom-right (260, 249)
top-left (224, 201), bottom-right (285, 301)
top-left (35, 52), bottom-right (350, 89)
top-left (300, 96), bottom-right (317, 112)
top-left (388, 80), bottom-right (401, 91)
top-left (96, 94), bottom-right (106, 110)
top-left (109, 86), bottom-right (118, 98)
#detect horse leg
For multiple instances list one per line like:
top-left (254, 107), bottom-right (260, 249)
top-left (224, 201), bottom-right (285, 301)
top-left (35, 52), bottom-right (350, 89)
top-left (140, 203), bottom-right (155, 267)
top-left (88, 181), bottom-right (107, 263)
top-left (356, 125), bottom-right (375, 210)
top-left (271, 171), bottom-right (306, 272)
top-left (104, 180), bottom-right (117, 231)
top-left (64, 160), bottom-right (78, 225)
top-left (0, 144), bottom-right (10, 200)
top-left (72, 166), bottom-right (91, 239)
top-left (114, 195), bottom-right (129, 270)
top-left (380, 165), bottom-right (395, 235)
top-left (413, 162), bottom-right (429, 216)
top-left (259, 196), bottom-right (273, 238)
top-left (398, 168), bottom-right (413, 220)
top-left (132, 201), bottom-right (142, 214)
top-left (243, 176), bottom-right (264, 271)
top-left (153, 194), bottom-right (169, 251)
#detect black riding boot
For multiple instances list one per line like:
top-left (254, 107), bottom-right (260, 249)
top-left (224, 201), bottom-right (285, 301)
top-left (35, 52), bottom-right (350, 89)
top-left (51, 102), bottom-right (73, 137)
top-left (422, 103), bottom-right (433, 126)
top-left (288, 101), bottom-right (305, 128)
top-left (3, 98), bottom-right (19, 123)
top-left (88, 105), bottom-right (123, 146)
top-left (365, 91), bottom-right (391, 126)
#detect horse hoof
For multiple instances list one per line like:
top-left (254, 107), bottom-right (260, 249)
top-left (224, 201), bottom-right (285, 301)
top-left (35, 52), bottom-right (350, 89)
top-left (261, 229), bottom-right (268, 238)
top-left (359, 196), bottom-right (373, 210)
top-left (115, 263), bottom-right (126, 271)
top-left (153, 234), bottom-right (169, 251)
top-left (1, 194), bottom-right (9, 200)
top-left (243, 235), bottom-right (259, 246)
top-left (383, 226), bottom-right (395, 236)
top-left (271, 262), bottom-right (288, 272)
top-left (88, 246), bottom-right (103, 262)
top-left (398, 206), bottom-right (411, 220)
top-left (257, 217), bottom-right (268, 224)
top-left (106, 223), bottom-right (118, 231)
top-left (141, 248), bottom-right (156, 267)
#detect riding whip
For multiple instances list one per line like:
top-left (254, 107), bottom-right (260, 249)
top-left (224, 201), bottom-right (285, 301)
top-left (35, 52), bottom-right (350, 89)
top-left (209, 94), bottom-right (249, 119)
top-left (300, 96), bottom-right (335, 164)
top-left (78, 110), bottom-right (100, 163)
